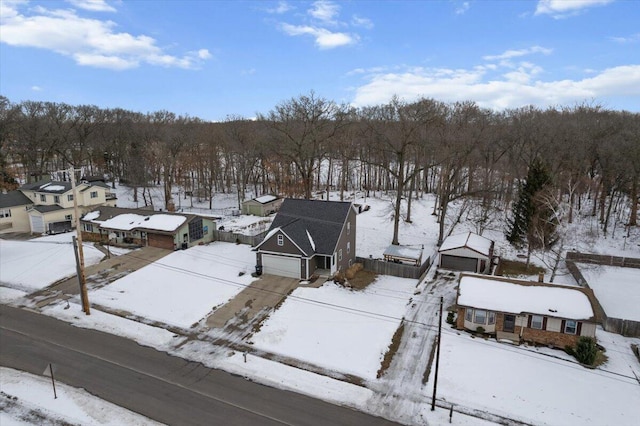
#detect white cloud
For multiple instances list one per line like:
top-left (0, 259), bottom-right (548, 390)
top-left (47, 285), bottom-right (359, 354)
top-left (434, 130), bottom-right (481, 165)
top-left (280, 23), bottom-right (357, 49)
top-left (535, 0), bottom-right (613, 18)
top-left (350, 62), bottom-right (640, 111)
top-left (266, 1), bottom-right (292, 14)
top-left (351, 15), bottom-right (373, 29)
top-left (483, 46), bottom-right (553, 61)
top-left (309, 0), bottom-right (340, 25)
top-left (0, 2), bottom-right (211, 70)
top-left (66, 0), bottom-right (116, 13)
top-left (455, 2), bottom-right (470, 15)
top-left (31, 85), bottom-right (42, 91)
top-left (610, 33), bottom-right (640, 43)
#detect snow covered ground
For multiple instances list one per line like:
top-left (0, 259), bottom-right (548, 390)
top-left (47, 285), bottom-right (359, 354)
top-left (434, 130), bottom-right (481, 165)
top-left (577, 263), bottom-right (640, 321)
top-left (250, 276), bottom-right (418, 379)
top-left (0, 238), bottom-right (103, 293)
top-left (0, 367), bottom-right (162, 426)
top-left (90, 242), bottom-right (257, 329)
top-left (3, 185), bottom-right (640, 425)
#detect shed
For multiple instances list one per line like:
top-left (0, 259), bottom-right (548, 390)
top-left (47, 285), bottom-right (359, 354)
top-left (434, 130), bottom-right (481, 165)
top-left (438, 232), bottom-right (494, 274)
top-left (383, 245), bottom-right (423, 266)
top-left (241, 195), bottom-right (283, 217)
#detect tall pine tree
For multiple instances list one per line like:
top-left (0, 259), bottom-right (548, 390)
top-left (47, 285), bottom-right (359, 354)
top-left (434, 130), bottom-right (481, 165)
top-left (507, 159), bottom-right (558, 264)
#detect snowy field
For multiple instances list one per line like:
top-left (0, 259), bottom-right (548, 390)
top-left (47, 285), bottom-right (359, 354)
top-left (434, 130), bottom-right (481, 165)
top-left (250, 276), bottom-right (418, 379)
top-left (0, 367), bottom-right (162, 426)
top-left (577, 263), bottom-right (640, 321)
top-left (89, 242), bottom-right (257, 329)
top-left (430, 328), bottom-right (640, 426)
top-left (0, 239), bottom-right (103, 292)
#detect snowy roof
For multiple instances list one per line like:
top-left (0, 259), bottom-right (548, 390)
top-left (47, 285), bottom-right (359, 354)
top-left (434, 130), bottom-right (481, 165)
top-left (83, 211), bottom-right (101, 221)
top-left (254, 195), bottom-right (278, 204)
top-left (457, 275), bottom-right (594, 320)
top-left (383, 245), bottom-right (423, 261)
top-left (439, 232), bottom-right (493, 256)
top-left (100, 213), bottom-right (186, 232)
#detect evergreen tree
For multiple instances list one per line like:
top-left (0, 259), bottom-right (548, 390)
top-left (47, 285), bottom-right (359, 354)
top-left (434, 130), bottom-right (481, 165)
top-left (506, 159), bottom-right (558, 255)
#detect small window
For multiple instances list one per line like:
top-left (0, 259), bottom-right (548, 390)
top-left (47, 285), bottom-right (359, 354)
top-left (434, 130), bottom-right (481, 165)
top-left (531, 315), bottom-right (544, 330)
top-left (465, 309), bottom-right (472, 322)
top-left (67, 194), bottom-right (74, 202)
top-left (347, 242), bottom-right (351, 254)
top-left (40, 194), bottom-right (46, 202)
top-left (65, 214), bottom-right (72, 221)
top-left (277, 234), bottom-right (284, 246)
top-left (564, 320), bottom-right (577, 335)
top-left (90, 191), bottom-right (98, 199)
top-left (0, 209), bottom-right (11, 218)
top-left (474, 309), bottom-right (487, 325)
top-left (54, 195), bottom-right (60, 203)
top-left (339, 249), bottom-right (343, 261)
top-left (347, 222), bottom-right (351, 235)
top-left (488, 311), bottom-right (496, 325)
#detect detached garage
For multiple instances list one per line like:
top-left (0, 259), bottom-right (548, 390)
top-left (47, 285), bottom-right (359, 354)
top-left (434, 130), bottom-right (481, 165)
top-left (439, 232), bottom-right (494, 274)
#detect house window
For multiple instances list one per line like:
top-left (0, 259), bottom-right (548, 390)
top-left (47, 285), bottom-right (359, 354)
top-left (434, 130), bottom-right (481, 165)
top-left (488, 311), bottom-right (496, 325)
top-left (0, 209), bottom-right (11, 218)
top-left (40, 194), bottom-right (46, 202)
top-left (188, 217), bottom-right (203, 241)
top-left (339, 249), bottom-right (343, 261)
top-left (67, 194), bottom-right (74, 202)
top-left (465, 309), bottom-right (472, 322)
top-left (531, 315), bottom-right (544, 330)
top-left (54, 195), bottom-right (60, 203)
top-left (347, 222), bottom-right (351, 235)
top-left (347, 242), bottom-right (351, 254)
top-left (65, 214), bottom-right (72, 221)
top-left (90, 191), bottom-right (98, 199)
top-left (564, 320), bottom-right (577, 335)
top-left (277, 234), bottom-right (284, 246)
top-left (84, 223), bottom-right (93, 232)
top-left (474, 309), bottom-right (487, 325)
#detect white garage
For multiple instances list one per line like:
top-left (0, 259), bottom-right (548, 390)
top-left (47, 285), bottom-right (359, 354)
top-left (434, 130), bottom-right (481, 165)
top-left (438, 232), bottom-right (494, 274)
top-left (261, 254), bottom-right (301, 278)
top-left (29, 214), bottom-right (45, 234)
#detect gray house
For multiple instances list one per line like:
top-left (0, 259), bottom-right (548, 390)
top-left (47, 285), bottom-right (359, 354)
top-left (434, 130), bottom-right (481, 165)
top-left (255, 199), bottom-right (356, 279)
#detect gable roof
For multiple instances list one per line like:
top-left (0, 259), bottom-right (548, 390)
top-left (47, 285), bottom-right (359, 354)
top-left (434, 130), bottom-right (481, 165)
top-left (261, 199), bottom-right (352, 256)
top-left (0, 191), bottom-right (33, 208)
top-left (439, 232), bottom-right (493, 256)
top-left (21, 180), bottom-right (74, 194)
top-left (457, 274), bottom-right (594, 320)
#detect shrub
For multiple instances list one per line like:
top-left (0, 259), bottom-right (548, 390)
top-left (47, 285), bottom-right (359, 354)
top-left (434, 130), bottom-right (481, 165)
top-left (574, 336), bottom-right (598, 365)
top-left (446, 311), bottom-right (455, 325)
top-left (345, 263), bottom-right (363, 280)
top-left (475, 326), bottom-right (486, 334)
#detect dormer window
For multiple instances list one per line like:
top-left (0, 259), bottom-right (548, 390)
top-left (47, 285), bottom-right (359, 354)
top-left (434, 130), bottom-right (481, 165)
top-left (277, 234), bottom-right (284, 246)
top-left (40, 194), bottom-right (46, 202)
top-left (54, 195), bottom-right (60, 204)
top-left (67, 194), bottom-right (74, 202)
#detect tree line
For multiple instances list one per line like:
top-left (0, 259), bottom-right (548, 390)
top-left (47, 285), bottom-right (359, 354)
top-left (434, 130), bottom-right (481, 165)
top-left (1, 93), bottom-right (638, 248)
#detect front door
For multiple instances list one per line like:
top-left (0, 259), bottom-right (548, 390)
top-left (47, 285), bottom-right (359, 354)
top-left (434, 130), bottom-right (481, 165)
top-left (504, 314), bottom-right (516, 332)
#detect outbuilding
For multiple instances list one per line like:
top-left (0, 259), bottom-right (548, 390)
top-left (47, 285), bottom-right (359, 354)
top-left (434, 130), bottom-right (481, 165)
top-left (241, 195), bottom-right (282, 217)
top-left (438, 232), bottom-right (494, 274)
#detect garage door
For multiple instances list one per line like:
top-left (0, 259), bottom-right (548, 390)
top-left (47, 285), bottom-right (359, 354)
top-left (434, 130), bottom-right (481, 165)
top-left (148, 233), bottom-right (175, 250)
top-left (440, 254), bottom-right (478, 272)
top-left (29, 214), bottom-right (45, 234)
top-left (262, 254), bottom-right (300, 278)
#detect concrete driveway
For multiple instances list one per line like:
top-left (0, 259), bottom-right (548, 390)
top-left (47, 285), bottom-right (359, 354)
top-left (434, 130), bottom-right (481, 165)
top-left (206, 274), bottom-right (299, 330)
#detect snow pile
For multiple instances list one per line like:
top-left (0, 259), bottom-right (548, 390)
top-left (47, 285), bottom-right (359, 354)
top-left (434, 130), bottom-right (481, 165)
top-left (578, 264), bottom-right (640, 321)
top-left (255, 195), bottom-right (277, 203)
top-left (83, 210), bottom-right (101, 221)
top-left (100, 213), bottom-right (186, 232)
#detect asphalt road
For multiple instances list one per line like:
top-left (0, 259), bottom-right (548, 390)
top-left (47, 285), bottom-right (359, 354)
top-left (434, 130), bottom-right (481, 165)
top-left (0, 305), bottom-right (398, 426)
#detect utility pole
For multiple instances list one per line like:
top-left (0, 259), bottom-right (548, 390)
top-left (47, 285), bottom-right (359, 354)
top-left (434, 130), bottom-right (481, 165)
top-left (431, 295), bottom-right (443, 411)
top-left (70, 167), bottom-right (90, 315)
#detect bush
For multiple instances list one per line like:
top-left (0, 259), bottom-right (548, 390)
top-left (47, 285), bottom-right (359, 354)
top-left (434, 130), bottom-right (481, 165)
top-left (475, 326), bottom-right (486, 334)
top-left (345, 263), bottom-right (363, 280)
top-left (574, 337), bottom-right (598, 365)
top-left (446, 311), bottom-right (455, 325)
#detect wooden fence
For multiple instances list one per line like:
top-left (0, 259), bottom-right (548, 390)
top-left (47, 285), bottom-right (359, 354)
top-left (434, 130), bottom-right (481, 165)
top-left (566, 251), bottom-right (640, 337)
top-left (356, 255), bottom-right (432, 280)
top-left (213, 230), bottom-right (267, 247)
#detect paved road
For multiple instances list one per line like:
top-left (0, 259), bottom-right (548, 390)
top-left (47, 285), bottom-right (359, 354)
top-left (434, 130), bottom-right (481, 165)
top-left (0, 305), bottom-right (399, 426)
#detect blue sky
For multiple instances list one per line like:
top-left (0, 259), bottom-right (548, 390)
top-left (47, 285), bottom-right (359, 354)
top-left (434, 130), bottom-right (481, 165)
top-left (1, 0), bottom-right (639, 121)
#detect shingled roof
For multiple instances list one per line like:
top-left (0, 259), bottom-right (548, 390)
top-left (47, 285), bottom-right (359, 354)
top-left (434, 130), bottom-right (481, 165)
top-left (0, 191), bottom-right (34, 208)
top-left (266, 199), bottom-right (352, 256)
